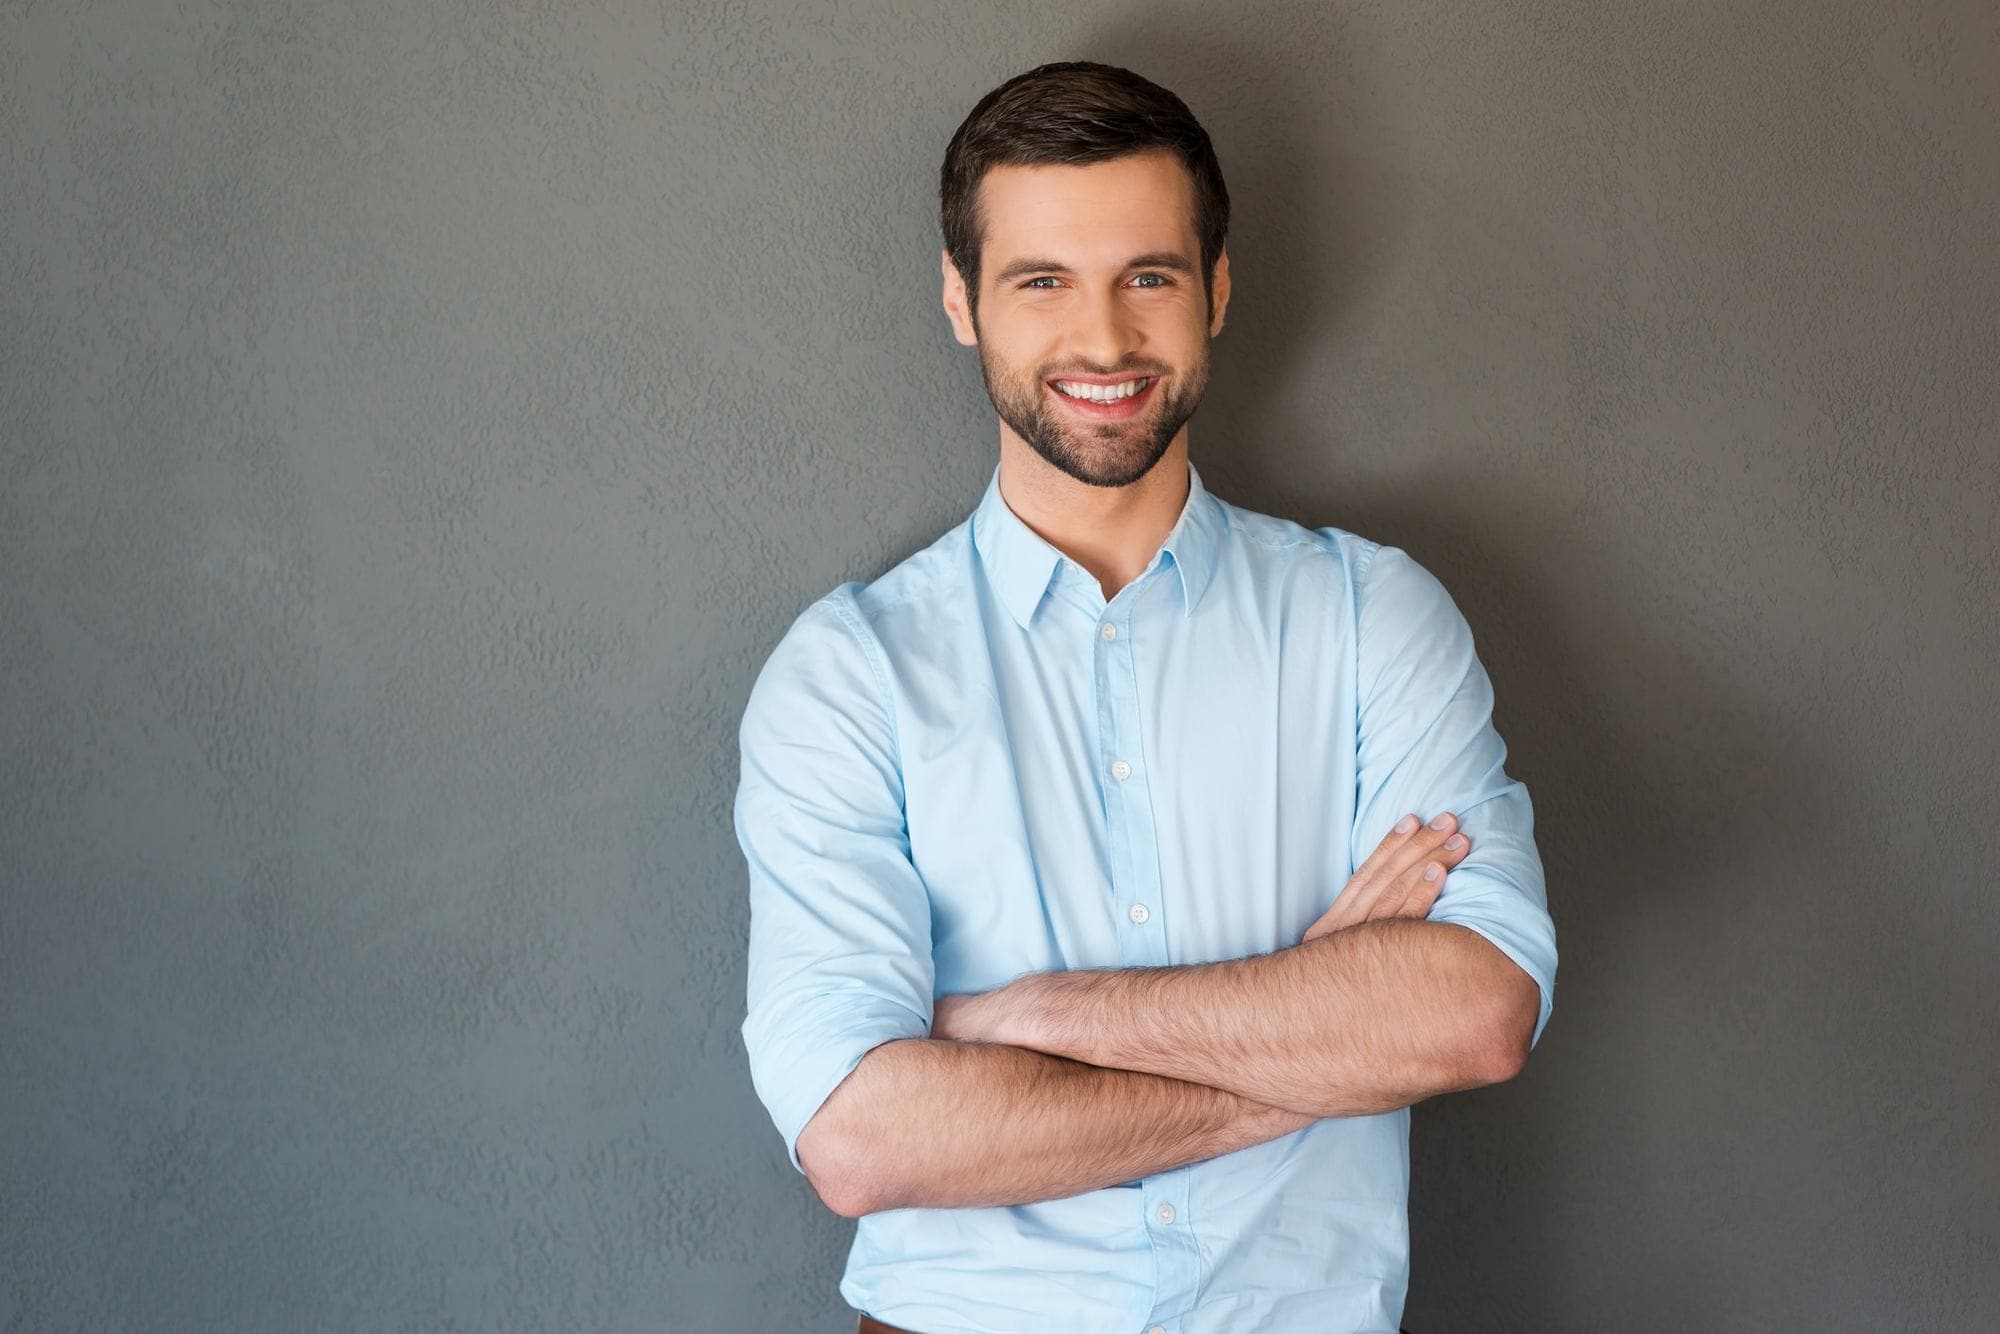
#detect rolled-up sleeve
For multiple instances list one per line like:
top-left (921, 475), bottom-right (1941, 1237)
top-left (1349, 544), bottom-right (1559, 1049)
top-left (734, 593), bottom-right (933, 1169)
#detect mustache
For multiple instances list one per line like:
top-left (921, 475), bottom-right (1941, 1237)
top-left (1041, 365), bottom-right (1170, 380)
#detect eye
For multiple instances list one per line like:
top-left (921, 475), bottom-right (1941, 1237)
top-left (1022, 276), bottom-right (1061, 289)
top-left (1132, 273), bottom-right (1171, 288)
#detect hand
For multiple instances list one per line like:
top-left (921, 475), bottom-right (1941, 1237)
top-left (1301, 812), bottom-right (1472, 942)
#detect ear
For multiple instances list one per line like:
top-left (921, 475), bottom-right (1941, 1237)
top-left (1207, 246), bottom-right (1232, 338)
top-left (941, 248), bottom-right (979, 346)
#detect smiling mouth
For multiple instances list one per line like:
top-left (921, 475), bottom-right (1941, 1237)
top-left (1050, 375), bottom-right (1152, 403)
top-left (1045, 375), bottom-right (1159, 418)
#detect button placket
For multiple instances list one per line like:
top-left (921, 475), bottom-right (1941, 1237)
top-left (1096, 612), bottom-right (1165, 957)
top-left (1138, 1168), bottom-right (1200, 1318)
top-left (1098, 585), bottom-right (1197, 1330)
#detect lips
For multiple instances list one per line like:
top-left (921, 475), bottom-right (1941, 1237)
top-left (1045, 376), bottom-right (1160, 421)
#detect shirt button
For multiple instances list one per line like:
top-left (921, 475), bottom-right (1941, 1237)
top-left (1127, 903), bottom-right (1150, 925)
top-left (1110, 759), bottom-right (1132, 781)
top-left (1155, 1202), bottom-right (1176, 1225)
top-left (1100, 622), bottom-right (1117, 641)
top-left (1147, 1327), bottom-right (1167, 1334)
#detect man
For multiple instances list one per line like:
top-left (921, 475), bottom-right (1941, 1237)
top-left (733, 61), bottom-right (1557, 1334)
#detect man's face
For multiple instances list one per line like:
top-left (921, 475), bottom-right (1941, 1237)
top-left (942, 150), bottom-right (1230, 489)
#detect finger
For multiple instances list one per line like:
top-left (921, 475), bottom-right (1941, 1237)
top-left (1369, 863), bottom-right (1424, 922)
top-left (1390, 828), bottom-right (1470, 912)
top-left (1385, 856), bottom-right (1450, 919)
top-left (1348, 815), bottom-right (1468, 921)
top-left (1370, 812), bottom-right (1465, 896)
top-left (1350, 812), bottom-right (1424, 885)
top-left (1412, 861), bottom-right (1446, 914)
top-left (1329, 813), bottom-right (1433, 926)
top-left (1309, 816), bottom-right (1473, 940)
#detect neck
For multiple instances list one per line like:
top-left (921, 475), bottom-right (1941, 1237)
top-left (995, 432), bottom-right (1192, 601)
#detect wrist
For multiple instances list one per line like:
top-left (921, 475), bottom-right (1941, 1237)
top-left (982, 971), bottom-right (1061, 1052)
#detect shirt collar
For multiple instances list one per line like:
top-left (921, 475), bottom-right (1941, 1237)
top-left (971, 458), bottom-right (1225, 629)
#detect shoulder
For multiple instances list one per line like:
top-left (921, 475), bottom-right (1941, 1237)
top-left (1209, 492), bottom-right (1389, 593)
top-left (1208, 491), bottom-right (1465, 634)
top-left (842, 514), bottom-right (978, 641)
top-left (740, 516), bottom-right (976, 746)
top-left (782, 514), bottom-right (989, 700)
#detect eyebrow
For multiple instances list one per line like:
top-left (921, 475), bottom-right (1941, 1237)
top-left (991, 252), bottom-right (1198, 286)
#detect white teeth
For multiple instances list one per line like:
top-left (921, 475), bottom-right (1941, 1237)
top-left (1055, 377), bottom-right (1149, 403)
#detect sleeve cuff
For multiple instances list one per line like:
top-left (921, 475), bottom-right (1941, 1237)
top-left (1427, 903), bottom-right (1557, 1050)
top-left (744, 994), bottom-right (932, 1172)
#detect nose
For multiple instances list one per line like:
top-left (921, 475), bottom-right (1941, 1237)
top-left (1070, 283), bottom-right (1139, 371)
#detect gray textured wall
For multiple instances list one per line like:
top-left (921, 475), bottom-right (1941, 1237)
top-left (2, 1), bottom-right (1994, 1330)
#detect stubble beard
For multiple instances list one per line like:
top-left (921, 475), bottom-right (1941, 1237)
top-left (973, 318), bottom-right (1211, 490)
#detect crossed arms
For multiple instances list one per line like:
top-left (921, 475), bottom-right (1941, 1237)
top-left (735, 547), bottom-right (1558, 1220)
top-left (798, 821), bottom-right (1539, 1218)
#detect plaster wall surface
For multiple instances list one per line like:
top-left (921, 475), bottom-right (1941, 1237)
top-left (2, 1), bottom-right (1995, 1329)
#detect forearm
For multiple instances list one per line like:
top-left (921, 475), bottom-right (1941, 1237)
top-left (985, 919), bottom-right (1538, 1118)
top-left (795, 1036), bottom-right (1311, 1217)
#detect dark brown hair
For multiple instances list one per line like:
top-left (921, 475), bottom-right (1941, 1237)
top-left (939, 61), bottom-right (1230, 320)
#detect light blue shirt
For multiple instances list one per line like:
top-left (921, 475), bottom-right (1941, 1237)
top-left (734, 459), bottom-right (1557, 1333)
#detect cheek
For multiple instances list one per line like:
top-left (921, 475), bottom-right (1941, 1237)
top-left (980, 338), bottom-right (1053, 396)
top-left (993, 332), bottom-right (1058, 380)
top-left (1139, 303), bottom-right (1206, 348)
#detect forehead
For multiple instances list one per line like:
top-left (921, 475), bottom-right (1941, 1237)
top-left (975, 151), bottom-right (1197, 271)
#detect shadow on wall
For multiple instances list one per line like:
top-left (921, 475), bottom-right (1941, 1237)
top-left (1088, 20), bottom-right (1411, 407)
top-left (1318, 472), bottom-right (1947, 1325)
top-left (1071, 14), bottom-right (1969, 1327)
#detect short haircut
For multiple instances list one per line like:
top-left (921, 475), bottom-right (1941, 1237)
top-left (939, 61), bottom-right (1231, 320)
